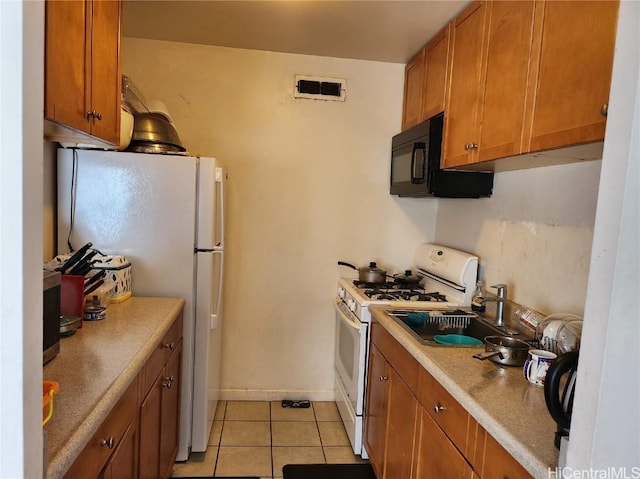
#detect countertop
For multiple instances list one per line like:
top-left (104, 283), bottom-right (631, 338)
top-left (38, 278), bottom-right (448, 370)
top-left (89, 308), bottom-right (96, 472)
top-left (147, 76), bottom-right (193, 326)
top-left (43, 296), bottom-right (185, 479)
top-left (369, 305), bottom-right (559, 479)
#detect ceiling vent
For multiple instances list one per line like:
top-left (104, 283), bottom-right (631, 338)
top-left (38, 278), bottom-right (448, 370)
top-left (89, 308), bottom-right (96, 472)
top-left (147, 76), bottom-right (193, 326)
top-left (294, 75), bottom-right (346, 102)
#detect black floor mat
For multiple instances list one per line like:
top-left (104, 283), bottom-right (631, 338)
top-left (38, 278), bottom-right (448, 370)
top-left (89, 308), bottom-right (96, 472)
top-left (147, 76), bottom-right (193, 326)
top-left (282, 463), bottom-right (375, 479)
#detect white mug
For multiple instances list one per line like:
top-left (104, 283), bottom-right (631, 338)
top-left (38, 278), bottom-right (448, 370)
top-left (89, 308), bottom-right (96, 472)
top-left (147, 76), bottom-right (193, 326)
top-left (523, 349), bottom-right (557, 386)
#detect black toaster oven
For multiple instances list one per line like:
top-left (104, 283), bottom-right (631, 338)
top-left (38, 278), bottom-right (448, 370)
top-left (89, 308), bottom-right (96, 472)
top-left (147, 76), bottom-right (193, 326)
top-left (43, 270), bottom-right (61, 364)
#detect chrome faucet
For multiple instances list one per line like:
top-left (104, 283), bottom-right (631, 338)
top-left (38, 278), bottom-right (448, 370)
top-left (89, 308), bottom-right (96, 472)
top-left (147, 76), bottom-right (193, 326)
top-left (479, 283), bottom-right (508, 327)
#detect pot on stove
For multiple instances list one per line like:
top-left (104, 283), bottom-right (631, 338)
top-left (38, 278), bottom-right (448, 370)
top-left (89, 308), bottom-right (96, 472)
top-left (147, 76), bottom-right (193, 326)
top-left (338, 261), bottom-right (387, 284)
top-left (393, 270), bottom-right (421, 285)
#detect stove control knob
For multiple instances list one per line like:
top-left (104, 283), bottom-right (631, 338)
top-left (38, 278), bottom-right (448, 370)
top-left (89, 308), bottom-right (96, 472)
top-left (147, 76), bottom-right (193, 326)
top-left (338, 287), bottom-right (346, 299)
top-left (347, 299), bottom-right (357, 311)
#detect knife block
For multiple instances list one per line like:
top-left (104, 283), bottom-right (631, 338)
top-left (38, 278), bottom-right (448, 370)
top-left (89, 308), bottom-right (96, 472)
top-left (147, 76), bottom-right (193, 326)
top-left (60, 275), bottom-right (85, 327)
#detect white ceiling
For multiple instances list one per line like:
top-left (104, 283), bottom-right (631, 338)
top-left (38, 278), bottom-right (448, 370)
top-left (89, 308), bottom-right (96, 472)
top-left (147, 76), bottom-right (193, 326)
top-left (122, 1), bottom-right (470, 64)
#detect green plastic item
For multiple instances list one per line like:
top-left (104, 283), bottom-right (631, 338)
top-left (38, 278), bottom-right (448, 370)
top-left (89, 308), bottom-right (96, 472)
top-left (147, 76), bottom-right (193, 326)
top-left (433, 334), bottom-right (483, 346)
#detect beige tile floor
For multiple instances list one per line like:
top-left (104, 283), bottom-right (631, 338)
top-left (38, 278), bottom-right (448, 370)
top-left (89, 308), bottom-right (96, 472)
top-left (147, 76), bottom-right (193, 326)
top-left (171, 400), bottom-right (368, 479)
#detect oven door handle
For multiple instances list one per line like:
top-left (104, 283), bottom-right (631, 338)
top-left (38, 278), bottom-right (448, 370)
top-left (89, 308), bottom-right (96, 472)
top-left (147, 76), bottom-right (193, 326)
top-left (411, 142), bottom-right (426, 184)
top-left (335, 300), bottom-right (362, 331)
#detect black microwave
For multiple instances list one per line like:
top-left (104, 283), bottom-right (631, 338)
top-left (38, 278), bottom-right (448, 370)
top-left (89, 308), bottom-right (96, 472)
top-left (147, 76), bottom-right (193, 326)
top-left (390, 114), bottom-right (493, 198)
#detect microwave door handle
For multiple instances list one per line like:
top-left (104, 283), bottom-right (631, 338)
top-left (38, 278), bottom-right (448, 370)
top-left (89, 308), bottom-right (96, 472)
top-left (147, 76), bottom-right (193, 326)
top-left (411, 142), bottom-right (426, 184)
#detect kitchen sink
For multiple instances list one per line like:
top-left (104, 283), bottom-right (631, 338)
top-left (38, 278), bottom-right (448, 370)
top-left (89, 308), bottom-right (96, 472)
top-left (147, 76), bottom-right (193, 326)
top-left (386, 309), bottom-right (513, 346)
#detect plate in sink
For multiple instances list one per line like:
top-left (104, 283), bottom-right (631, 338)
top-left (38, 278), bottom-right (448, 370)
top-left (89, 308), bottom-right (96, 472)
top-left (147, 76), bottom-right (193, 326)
top-left (433, 334), bottom-right (483, 346)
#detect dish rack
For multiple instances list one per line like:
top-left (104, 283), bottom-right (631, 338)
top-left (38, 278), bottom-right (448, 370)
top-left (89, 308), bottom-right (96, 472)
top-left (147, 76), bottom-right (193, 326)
top-left (532, 313), bottom-right (583, 355)
top-left (405, 310), bottom-right (477, 329)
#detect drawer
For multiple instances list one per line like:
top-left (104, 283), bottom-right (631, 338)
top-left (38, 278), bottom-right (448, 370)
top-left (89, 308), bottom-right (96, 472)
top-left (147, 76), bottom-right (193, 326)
top-left (64, 375), bottom-right (139, 479)
top-left (418, 366), bottom-right (469, 455)
top-left (371, 320), bottom-right (419, 395)
top-left (142, 313), bottom-right (183, 393)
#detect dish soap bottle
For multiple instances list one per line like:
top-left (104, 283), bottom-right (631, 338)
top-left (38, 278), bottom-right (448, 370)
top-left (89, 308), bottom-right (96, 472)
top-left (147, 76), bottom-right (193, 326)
top-left (471, 280), bottom-right (485, 312)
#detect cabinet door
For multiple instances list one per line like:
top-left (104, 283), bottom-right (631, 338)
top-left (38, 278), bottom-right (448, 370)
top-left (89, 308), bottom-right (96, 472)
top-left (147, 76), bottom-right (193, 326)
top-left (100, 417), bottom-right (139, 479)
top-left (443, 1), bottom-right (487, 168)
top-left (139, 373), bottom-right (162, 479)
top-left (44, 0), bottom-right (90, 134)
top-left (422, 24), bottom-right (451, 121)
top-left (478, 1), bottom-right (535, 162)
top-left (481, 433), bottom-right (532, 479)
top-left (89, 0), bottom-right (121, 144)
top-left (413, 408), bottom-right (473, 479)
top-left (384, 368), bottom-right (418, 479)
top-left (159, 342), bottom-right (182, 479)
top-left (364, 344), bottom-right (389, 477)
top-left (402, 49), bottom-right (426, 131)
top-left (525, 1), bottom-right (619, 152)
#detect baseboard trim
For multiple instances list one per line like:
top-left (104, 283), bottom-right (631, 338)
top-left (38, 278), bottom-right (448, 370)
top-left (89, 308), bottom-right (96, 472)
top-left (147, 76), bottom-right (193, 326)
top-left (220, 388), bottom-right (335, 402)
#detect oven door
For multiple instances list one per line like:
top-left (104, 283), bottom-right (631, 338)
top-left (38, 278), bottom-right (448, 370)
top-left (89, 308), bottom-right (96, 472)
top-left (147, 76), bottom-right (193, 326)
top-left (334, 299), bottom-right (368, 416)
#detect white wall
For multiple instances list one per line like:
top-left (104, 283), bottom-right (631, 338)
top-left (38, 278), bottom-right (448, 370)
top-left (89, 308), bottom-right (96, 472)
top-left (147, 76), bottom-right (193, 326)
top-left (567, 0), bottom-right (639, 469)
top-left (435, 160), bottom-right (601, 315)
top-left (123, 38), bottom-right (438, 399)
top-left (0, 1), bottom-right (44, 477)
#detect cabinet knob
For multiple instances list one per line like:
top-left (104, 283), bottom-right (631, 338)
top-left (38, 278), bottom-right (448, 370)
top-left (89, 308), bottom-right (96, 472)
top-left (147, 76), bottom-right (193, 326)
top-left (164, 342), bottom-right (175, 350)
top-left (464, 143), bottom-right (479, 151)
top-left (100, 436), bottom-right (115, 449)
top-left (86, 110), bottom-right (94, 120)
top-left (433, 403), bottom-right (445, 414)
top-left (600, 104), bottom-right (608, 117)
top-left (163, 378), bottom-right (173, 389)
top-left (379, 375), bottom-right (388, 382)
top-left (94, 111), bottom-right (103, 121)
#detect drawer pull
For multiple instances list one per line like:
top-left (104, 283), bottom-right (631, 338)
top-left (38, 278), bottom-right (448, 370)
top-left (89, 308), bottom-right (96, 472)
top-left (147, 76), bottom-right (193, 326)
top-left (433, 403), bottom-right (445, 414)
top-left (379, 376), bottom-right (388, 382)
top-left (464, 143), bottom-right (479, 150)
top-left (163, 375), bottom-right (175, 388)
top-left (164, 341), bottom-right (176, 350)
top-left (100, 436), bottom-right (115, 449)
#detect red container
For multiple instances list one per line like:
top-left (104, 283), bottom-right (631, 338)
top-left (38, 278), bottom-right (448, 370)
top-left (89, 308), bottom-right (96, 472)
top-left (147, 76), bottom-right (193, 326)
top-left (61, 275), bottom-right (84, 328)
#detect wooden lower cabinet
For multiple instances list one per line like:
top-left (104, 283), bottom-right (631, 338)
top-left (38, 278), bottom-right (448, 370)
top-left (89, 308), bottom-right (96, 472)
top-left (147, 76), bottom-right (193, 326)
top-left (64, 377), bottom-right (139, 479)
top-left (481, 433), bottom-right (532, 479)
top-left (160, 341), bottom-right (182, 478)
top-left (413, 408), bottom-right (473, 479)
top-left (384, 368), bottom-right (418, 479)
top-left (64, 313), bottom-right (184, 479)
top-left (100, 417), bottom-right (139, 479)
top-left (364, 344), bottom-right (389, 477)
top-left (140, 338), bottom-right (183, 479)
top-left (365, 319), bottom-right (533, 479)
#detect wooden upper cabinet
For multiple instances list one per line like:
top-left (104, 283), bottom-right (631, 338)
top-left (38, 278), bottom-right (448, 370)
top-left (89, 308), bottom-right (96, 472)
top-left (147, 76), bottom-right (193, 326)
top-left (478, 1), bottom-right (535, 162)
top-left (402, 49), bottom-right (426, 131)
top-left (45, 0), bottom-right (122, 145)
top-left (88, 0), bottom-right (122, 145)
top-left (442, 1), bottom-right (487, 168)
top-left (422, 23), bottom-right (452, 121)
top-left (524, 1), bottom-right (619, 152)
top-left (444, 1), bottom-right (536, 168)
top-left (44, 0), bottom-right (89, 134)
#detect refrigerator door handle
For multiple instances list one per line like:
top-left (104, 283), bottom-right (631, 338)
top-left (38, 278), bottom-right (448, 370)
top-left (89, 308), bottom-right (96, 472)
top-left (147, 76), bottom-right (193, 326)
top-left (215, 167), bottom-right (224, 249)
top-left (210, 250), bottom-right (224, 329)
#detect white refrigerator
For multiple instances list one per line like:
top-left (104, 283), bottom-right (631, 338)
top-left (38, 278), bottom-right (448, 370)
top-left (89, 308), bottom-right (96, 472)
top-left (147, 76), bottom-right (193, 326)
top-left (57, 148), bottom-right (225, 460)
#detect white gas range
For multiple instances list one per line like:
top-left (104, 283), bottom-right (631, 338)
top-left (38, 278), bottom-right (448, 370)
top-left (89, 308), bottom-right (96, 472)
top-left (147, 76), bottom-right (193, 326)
top-left (334, 243), bottom-right (479, 457)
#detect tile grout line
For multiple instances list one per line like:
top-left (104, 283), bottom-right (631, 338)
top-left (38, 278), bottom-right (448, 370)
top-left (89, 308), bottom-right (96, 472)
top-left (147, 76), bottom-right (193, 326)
top-left (212, 400), bottom-right (227, 477)
top-left (312, 402), bottom-right (329, 463)
top-left (270, 400), bottom-right (274, 479)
